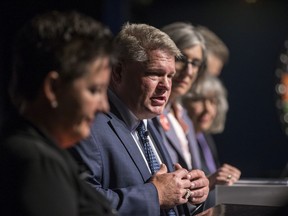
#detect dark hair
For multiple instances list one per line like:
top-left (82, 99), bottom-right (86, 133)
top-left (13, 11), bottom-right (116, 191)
top-left (11, 10), bottom-right (113, 105)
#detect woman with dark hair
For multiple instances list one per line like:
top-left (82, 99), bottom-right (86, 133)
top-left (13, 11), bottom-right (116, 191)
top-left (0, 11), bottom-right (116, 216)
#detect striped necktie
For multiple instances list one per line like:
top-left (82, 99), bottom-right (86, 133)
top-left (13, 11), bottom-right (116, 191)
top-left (136, 121), bottom-right (160, 174)
top-left (136, 121), bottom-right (176, 216)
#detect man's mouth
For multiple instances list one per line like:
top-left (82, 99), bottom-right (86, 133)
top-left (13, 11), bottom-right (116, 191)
top-left (151, 96), bottom-right (167, 106)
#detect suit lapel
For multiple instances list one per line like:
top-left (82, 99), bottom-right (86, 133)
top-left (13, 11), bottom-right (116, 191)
top-left (161, 109), bottom-right (186, 161)
top-left (165, 119), bottom-right (186, 158)
top-left (108, 104), bottom-right (152, 181)
top-left (205, 133), bottom-right (220, 168)
top-left (162, 107), bottom-right (202, 170)
top-left (182, 111), bottom-right (202, 169)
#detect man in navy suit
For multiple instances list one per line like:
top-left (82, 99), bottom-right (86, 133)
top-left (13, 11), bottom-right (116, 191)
top-left (70, 23), bottom-right (209, 216)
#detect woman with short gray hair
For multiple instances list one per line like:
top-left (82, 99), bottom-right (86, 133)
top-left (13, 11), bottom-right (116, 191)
top-left (182, 74), bottom-right (241, 209)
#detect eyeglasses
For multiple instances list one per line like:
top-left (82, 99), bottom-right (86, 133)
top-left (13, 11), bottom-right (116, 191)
top-left (175, 56), bottom-right (203, 72)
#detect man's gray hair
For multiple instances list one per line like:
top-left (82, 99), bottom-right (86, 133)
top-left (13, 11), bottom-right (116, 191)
top-left (115, 23), bottom-right (181, 62)
top-left (182, 75), bottom-right (228, 134)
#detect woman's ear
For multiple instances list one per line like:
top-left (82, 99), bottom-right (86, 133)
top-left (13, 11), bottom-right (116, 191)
top-left (43, 71), bottom-right (60, 108)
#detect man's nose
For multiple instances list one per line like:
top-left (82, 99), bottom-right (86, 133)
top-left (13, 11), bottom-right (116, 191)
top-left (159, 76), bottom-right (171, 90)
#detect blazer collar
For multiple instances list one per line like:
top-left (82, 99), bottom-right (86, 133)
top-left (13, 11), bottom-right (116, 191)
top-left (107, 97), bottom-right (152, 181)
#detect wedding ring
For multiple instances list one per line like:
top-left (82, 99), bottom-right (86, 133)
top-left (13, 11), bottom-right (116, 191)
top-left (184, 189), bottom-right (192, 199)
top-left (227, 174), bottom-right (232, 180)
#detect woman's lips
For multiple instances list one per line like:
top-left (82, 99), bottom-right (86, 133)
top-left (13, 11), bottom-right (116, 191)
top-left (199, 115), bottom-right (212, 124)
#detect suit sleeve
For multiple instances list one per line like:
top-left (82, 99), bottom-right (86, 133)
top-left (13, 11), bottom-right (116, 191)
top-left (71, 130), bottom-right (161, 216)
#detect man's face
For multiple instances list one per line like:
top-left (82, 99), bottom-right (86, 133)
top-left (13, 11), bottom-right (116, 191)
top-left (117, 50), bottom-right (175, 119)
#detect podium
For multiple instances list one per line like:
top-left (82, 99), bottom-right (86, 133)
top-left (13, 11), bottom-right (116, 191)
top-left (195, 203), bottom-right (288, 216)
top-left (215, 178), bottom-right (288, 207)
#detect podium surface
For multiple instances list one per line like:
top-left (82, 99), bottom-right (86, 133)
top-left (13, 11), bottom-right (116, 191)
top-left (195, 204), bottom-right (287, 216)
top-left (215, 178), bottom-right (288, 206)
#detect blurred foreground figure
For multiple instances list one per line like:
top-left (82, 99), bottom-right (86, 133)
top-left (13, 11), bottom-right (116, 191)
top-left (0, 11), bottom-right (116, 216)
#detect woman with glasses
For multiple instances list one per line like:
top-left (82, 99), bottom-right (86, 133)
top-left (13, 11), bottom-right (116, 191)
top-left (155, 22), bottom-right (206, 171)
top-left (150, 23), bottom-right (208, 213)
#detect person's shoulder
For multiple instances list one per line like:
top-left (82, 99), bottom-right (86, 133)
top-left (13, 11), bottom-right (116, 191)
top-left (1, 130), bottom-right (39, 158)
top-left (92, 110), bottom-right (122, 128)
top-left (1, 128), bottom-right (67, 168)
top-left (94, 111), bottom-right (112, 121)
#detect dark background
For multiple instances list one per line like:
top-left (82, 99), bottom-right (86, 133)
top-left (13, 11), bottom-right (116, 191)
top-left (1, 0), bottom-right (288, 177)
